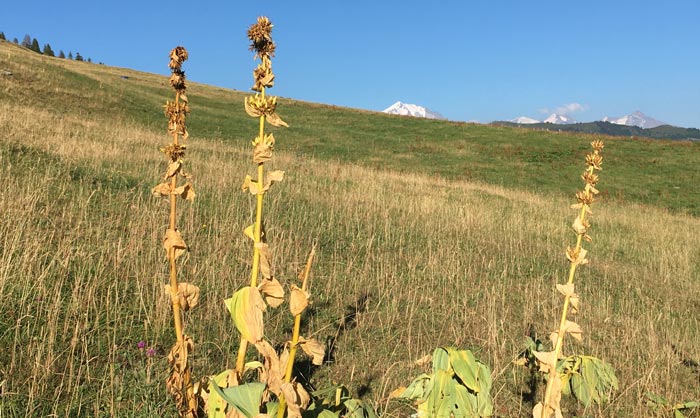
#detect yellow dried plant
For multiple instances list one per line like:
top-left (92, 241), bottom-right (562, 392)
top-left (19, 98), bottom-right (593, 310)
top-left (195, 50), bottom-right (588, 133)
top-left (534, 140), bottom-right (609, 418)
top-left (153, 45), bottom-right (198, 418)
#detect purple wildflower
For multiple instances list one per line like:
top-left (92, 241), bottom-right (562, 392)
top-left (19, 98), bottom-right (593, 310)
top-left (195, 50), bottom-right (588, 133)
top-left (137, 340), bottom-right (146, 350)
top-left (146, 348), bottom-right (157, 357)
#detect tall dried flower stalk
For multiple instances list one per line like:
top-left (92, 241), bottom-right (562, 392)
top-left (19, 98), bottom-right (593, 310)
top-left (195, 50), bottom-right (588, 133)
top-left (233, 16), bottom-right (288, 377)
top-left (153, 46), bottom-right (199, 418)
top-left (534, 140), bottom-right (605, 418)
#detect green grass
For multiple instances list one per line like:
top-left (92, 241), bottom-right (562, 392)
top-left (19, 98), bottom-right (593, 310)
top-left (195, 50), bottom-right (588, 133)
top-left (1, 40), bottom-right (699, 418)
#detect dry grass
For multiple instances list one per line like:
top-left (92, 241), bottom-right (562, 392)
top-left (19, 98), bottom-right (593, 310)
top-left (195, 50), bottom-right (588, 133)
top-left (1, 96), bottom-right (698, 418)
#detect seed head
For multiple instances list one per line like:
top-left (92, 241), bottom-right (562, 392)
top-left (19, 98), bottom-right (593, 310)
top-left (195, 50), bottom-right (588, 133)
top-left (591, 139), bottom-right (605, 152)
top-left (168, 46), bottom-right (188, 70)
top-left (248, 16), bottom-right (276, 58)
top-left (581, 171), bottom-right (599, 187)
top-left (575, 190), bottom-right (595, 206)
top-left (585, 152), bottom-right (603, 170)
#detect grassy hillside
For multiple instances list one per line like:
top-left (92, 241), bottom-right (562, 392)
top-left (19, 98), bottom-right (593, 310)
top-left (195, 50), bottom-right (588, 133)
top-left (494, 120), bottom-right (700, 141)
top-left (1, 40), bottom-right (699, 418)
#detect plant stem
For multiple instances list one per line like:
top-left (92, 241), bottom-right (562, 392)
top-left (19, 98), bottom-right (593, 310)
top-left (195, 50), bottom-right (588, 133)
top-left (277, 245), bottom-right (316, 418)
top-left (540, 167), bottom-right (593, 418)
top-left (166, 92), bottom-right (195, 414)
top-left (235, 88), bottom-right (267, 376)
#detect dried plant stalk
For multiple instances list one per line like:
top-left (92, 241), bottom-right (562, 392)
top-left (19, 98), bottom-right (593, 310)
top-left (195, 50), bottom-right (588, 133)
top-left (536, 140), bottom-right (605, 418)
top-left (154, 46), bottom-right (198, 418)
top-left (234, 16), bottom-right (288, 377)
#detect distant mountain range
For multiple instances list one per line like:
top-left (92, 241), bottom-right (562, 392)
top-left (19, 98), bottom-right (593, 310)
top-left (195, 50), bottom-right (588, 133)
top-left (383, 101), bottom-right (446, 120)
top-left (509, 111), bottom-right (667, 128)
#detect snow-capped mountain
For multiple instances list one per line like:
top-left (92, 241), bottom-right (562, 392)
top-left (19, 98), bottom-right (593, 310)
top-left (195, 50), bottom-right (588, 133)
top-left (544, 113), bottom-right (576, 124)
top-left (510, 116), bottom-right (540, 124)
top-left (601, 111), bottom-right (666, 129)
top-left (382, 101), bottom-right (445, 120)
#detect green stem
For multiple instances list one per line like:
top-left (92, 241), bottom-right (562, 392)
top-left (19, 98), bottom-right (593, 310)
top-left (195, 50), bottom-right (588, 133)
top-left (236, 88), bottom-right (267, 376)
top-left (277, 246), bottom-right (316, 418)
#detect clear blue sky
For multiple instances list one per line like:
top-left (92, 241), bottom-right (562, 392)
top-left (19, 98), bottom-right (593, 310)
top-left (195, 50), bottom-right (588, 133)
top-left (2, 0), bottom-right (699, 127)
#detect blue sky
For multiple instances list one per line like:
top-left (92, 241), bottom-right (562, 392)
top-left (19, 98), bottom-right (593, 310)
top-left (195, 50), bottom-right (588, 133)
top-left (2, 0), bottom-right (699, 127)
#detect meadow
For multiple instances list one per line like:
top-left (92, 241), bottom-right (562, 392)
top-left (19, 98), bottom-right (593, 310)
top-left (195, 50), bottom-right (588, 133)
top-left (0, 39), bottom-right (699, 417)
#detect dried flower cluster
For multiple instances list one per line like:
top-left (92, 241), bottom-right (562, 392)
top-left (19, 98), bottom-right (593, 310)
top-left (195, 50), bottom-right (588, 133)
top-left (164, 46), bottom-right (191, 140)
top-left (153, 46), bottom-right (198, 418)
top-left (534, 140), bottom-right (606, 418)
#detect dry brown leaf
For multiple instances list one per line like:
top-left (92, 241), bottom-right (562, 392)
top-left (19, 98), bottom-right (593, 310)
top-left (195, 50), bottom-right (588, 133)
top-left (289, 285), bottom-right (309, 316)
top-left (254, 340), bottom-right (284, 396)
top-left (556, 283), bottom-right (575, 297)
top-left (533, 350), bottom-right (557, 373)
top-left (564, 320), bottom-right (583, 341)
top-left (569, 294), bottom-right (580, 314)
top-left (258, 277), bottom-right (284, 308)
top-left (298, 337), bottom-right (325, 366)
top-left (262, 170), bottom-right (284, 192)
top-left (163, 229), bottom-right (187, 260)
top-left (548, 332), bottom-right (559, 351)
top-left (266, 113), bottom-right (289, 127)
top-left (166, 161), bottom-right (182, 179)
top-left (173, 182), bottom-right (196, 201)
top-left (242, 175), bottom-right (260, 195)
top-left (244, 287), bottom-right (266, 343)
top-left (152, 182), bottom-right (171, 197)
top-left (164, 282), bottom-right (200, 311)
top-left (253, 142), bottom-right (273, 164)
top-left (280, 382), bottom-right (309, 418)
top-left (572, 216), bottom-right (587, 234)
top-left (257, 243), bottom-right (273, 279)
top-left (414, 354), bottom-right (432, 366)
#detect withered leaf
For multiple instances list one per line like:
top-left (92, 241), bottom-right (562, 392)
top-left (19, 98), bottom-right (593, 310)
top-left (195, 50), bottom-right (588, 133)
top-left (163, 229), bottom-right (187, 260)
top-left (225, 286), bottom-right (266, 343)
top-left (569, 294), bottom-right (580, 314)
top-left (262, 170), bottom-right (284, 192)
top-left (298, 336), bottom-right (325, 366)
top-left (152, 182), bottom-right (171, 197)
top-left (533, 350), bottom-right (557, 373)
top-left (257, 243), bottom-right (273, 279)
top-left (280, 382), bottom-right (310, 418)
top-left (173, 182), bottom-right (196, 201)
top-left (266, 113), bottom-right (289, 128)
top-left (556, 283), bottom-right (575, 297)
top-left (572, 216), bottom-right (587, 235)
top-left (254, 340), bottom-right (284, 395)
top-left (258, 277), bottom-right (284, 308)
top-left (242, 175), bottom-right (260, 195)
top-left (166, 161), bottom-right (182, 179)
top-left (253, 142), bottom-right (273, 164)
top-left (289, 285), bottom-right (309, 316)
top-left (564, 320), bottom-right (583, 341)
top-left (165, 282), bottom-right (200, 311)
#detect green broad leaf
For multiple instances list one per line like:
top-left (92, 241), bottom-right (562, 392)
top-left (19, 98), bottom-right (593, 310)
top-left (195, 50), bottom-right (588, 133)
top-left (646, 392), bottom-right (669, 407)
top-left (453, 382), bottom-right (478, 417)
top-left (570, 373), bottom-right (592, 406)
top-left (265, 400), bottom-right (279, 417)
top-left (207, 370), bottom-right (231, 418)
top-left (343, 398), bottom-right (378, 418)
top-left (398, 373), bottom-right (432, 400)
top-left (317, 410), bottom-right (340, 418)
top-left (432, 347), bottom-right (451, 373)
top-left (209, 381), bottom-right (265, 418)
top-left (674, 410), bottom-right (687, 418)
top-left (449, 349), bottom-right (479, 392)
top-left (244, 360), bottom-right (264, 374)
top-left (428, 369), bottom-right (457, 418)
top-left (475, 363), bottom-right (493, 417)
top-left (680, 401), bottom-right (700, 409)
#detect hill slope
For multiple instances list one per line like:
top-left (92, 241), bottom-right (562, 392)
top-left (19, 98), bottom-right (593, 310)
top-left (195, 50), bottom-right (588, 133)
top-left (2, 40), bottom-right (699, 215)
top-left (1, 40), bottom-right (699, 418)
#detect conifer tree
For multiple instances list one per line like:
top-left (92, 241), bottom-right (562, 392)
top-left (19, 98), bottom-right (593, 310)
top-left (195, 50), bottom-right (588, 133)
top-left (30, 38), bottom-right (40, 53)
top-left (75, 52), bottom-right (84, 61)
top-left (0, 32), bottom-right (6, 41)
top-left (58, 50), bottom-right (65, 59)
top-left (43, 43), bottom-right (55, 57)
top-left (68, 51), bottom-right (73, 59)
top-left (21, 34), bottom-right (31, 48)
top-left (13, 38), bottom-right (19, 44)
